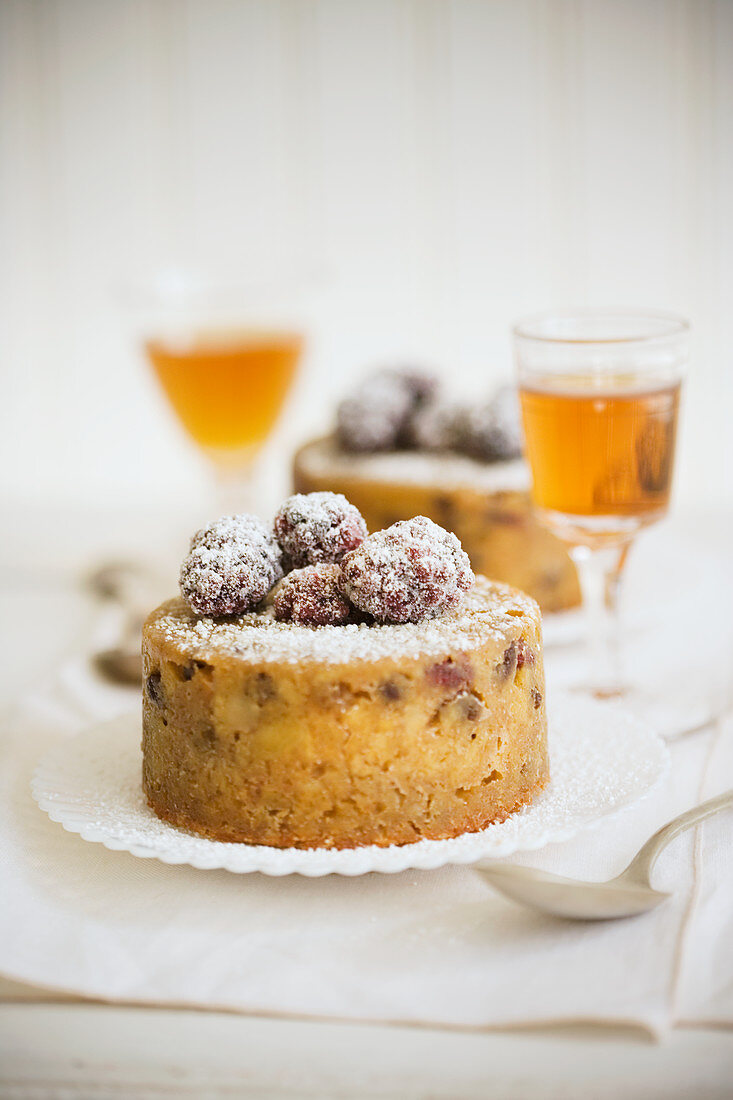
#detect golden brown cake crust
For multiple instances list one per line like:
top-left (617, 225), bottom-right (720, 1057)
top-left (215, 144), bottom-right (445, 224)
top-left (142, 578), bottom-right (549, 849)
top-left (293, 436), bottom-right (580, 612)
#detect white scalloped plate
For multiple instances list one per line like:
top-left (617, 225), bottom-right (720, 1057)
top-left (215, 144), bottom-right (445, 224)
top-left (31, 693), bottom-right (668, 877)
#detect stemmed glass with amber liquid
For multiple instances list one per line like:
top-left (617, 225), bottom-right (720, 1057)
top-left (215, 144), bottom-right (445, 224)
top-left (137, 269), bottom-right (304, 514)
top-left (514, 311), bottom-right (689, 727)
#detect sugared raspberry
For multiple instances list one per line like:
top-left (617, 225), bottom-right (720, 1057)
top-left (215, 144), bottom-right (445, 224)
top-left (180, 514), bottom-right (283, 617)
top-left (273, 564), bottom-right (354, 626)
top-left (339, 516), bottom-right (474, 623)
top-left (405, 401), bottom-right (463, 451)
top-left (274, 492), bottom-right (368, 570)
top-left (386, 367), bottom-right (438, 407)
top-left (336, 368), bottom-right (439, 453)
top-left (336, 372), bottom-right (413, 453)
top-left (456, 386), bottom-right (523, 461)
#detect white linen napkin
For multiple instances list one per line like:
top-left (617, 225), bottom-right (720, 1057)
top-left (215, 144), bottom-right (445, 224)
top-left (674, 709), bottom-right (733, 1027)
top-left (1, 655), bottom-right (729, 1039)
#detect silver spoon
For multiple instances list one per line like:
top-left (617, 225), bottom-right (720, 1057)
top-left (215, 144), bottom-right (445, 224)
top-left (91, 608), bottom-right (144, 687)
top-left (86, 561), bottom-right (164, 687)
top-left (92, 643), bottom-right (142, 686)
top-left (476, 790), bottom-right (733, 920)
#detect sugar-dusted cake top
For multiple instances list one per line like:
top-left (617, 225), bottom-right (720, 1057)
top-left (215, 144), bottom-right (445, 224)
top-left (297, 436), bottom-right (531, 494)
top-left (147, 576), bottom-right (539, 667)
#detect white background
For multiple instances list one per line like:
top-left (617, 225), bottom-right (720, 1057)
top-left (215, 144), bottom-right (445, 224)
top-left (1, 0), bottom-right (731, 514)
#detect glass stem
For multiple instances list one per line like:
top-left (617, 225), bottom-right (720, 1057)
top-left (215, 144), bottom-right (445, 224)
top-left (211, 459), bottom-right (258, 517)
top-left (569, 541), bottom-right (631, 699)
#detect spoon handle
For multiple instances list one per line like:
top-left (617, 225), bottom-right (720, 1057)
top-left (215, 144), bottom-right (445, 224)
top-left (624, 789), bottom-right (733, 884)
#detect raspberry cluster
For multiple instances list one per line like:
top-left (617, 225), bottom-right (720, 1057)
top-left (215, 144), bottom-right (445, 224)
top-left (335, 369), bottom-right (523, 462)
top-left (180, 494), bottom-right (473, 627)
top-left (180, 493), bottom-right (368, 623)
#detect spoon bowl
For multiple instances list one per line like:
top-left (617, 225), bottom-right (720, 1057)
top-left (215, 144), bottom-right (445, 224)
top-left (477, 863), bottom-right (670, 920)
top-left (476, 790), bottom-right (733, 920)
top-left (93, 648), bottom-right (143, 686)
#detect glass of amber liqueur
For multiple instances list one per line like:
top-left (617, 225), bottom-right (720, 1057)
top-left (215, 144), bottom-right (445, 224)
top-left (136, 268), bottom-right (305, 514)
top-left (514, 311), bottom-right (689, 704)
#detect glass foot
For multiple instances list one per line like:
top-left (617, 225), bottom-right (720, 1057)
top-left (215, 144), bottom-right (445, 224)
top-left (560, 680), bottom-right (720, 740)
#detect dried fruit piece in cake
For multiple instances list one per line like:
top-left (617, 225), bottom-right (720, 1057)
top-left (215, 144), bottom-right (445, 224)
top-left (336, 368), bottom-right (438, 453)
top-left (274, 492), bottom-right (368, 569)
top-left (455, 385), bottom-right (523, 461)
top-left (273, 563), bottom-right (355, 626)
top-left (339, 515), bottom-right (474, 623)
top-left (180, 514), bottom-right (283, 617)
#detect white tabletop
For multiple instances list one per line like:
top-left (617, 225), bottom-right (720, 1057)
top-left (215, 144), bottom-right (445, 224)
top-left (1, 502), bottom-right (732, 1099)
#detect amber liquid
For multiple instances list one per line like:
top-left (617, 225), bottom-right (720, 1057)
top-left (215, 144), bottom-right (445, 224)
top-left (146, 330), bottom-right (302, 467)
top-left (520, 376), bottom-right (681, 522)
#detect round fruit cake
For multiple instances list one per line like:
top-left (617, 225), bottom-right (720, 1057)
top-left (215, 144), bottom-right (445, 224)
top-left (294, 436), bottom-right (580, 613)
top-left (142, 576), bottom-right (548, 849)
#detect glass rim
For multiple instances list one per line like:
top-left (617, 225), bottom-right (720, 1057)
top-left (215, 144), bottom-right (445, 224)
top-left (512, 309), bottom-right (690, 346)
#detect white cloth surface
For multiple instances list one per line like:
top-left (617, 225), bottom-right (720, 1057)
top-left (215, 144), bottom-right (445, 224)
top-left (1, 654), bottom-right (730, 1040)
top-left (675, 714), bottom-right (733, 1026)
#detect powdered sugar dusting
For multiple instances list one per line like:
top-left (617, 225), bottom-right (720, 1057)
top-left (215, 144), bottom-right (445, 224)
top-left (149, 576), bottom-right (538, 666)
top-left (297, 437), bottom-right (531, 493)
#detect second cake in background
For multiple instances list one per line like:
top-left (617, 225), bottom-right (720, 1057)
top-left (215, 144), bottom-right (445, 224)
top-left (293, 368), bottom-right (580, 613)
